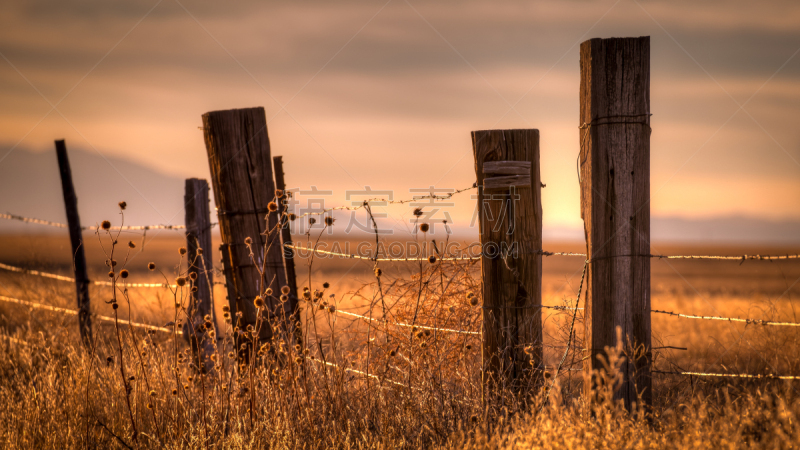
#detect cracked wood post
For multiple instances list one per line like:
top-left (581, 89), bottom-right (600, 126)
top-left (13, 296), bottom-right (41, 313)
top-left (272, 156), bottom-right (302, 342)
top-left (55, 139), bottom-right (91, 346)
top-left (202, 107), bottom-right (289, 362)
top-left (182, 178), bottom-right (216, 374)
top-left (472, 129), bottom-right (543, 401)
top-left (579, 36), bottom-right (652, 410)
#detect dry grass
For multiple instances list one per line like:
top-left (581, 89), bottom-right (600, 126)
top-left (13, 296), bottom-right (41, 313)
top-left (0, 217), bottom-right (799, 448)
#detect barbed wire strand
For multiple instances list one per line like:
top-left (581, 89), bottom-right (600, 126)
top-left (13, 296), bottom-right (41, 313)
top-left (653, 370), bottom-right (800, 380)
top-left (0, 262), bottom-right (176, 288)
top-left (336, 309), bottom-right (480, 335)
top-left (0, 294), bottom-right (179, 334)
top-left (1, 212), bottom-right (201, 231)
top-left (284, 243), bottom-right (799, 262)
top-left (651, 309), bottom-right (800, 327)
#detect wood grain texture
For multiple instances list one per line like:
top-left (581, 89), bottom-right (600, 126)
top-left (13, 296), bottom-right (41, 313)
top-left (182, 178), bottom-right (216, 373)
top-left (472, 129), bottom-right (543, 396)
top-left (579, 37), bottom-right (652, 409)
top-left (55, 140), bottom-right (91, 346)
top-left (202, 107), bottom-right (288, 346)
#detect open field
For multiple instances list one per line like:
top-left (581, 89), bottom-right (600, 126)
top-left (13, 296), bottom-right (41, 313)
top-left (0, 232), bottom-right (799, 448)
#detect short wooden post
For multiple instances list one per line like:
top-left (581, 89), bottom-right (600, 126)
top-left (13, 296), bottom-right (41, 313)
top-left (472, 129), bottom-right (543, 398)
top-left (201, 107), bottom-right (289, 358)
top-left (272, 156), bottom-right (302, 342)
top-left (55, 139), bottom-right (91, 346)
top-left (182, 178), bottom-right (216, 373)
top-left (579, 36), bottom-right (651, 409)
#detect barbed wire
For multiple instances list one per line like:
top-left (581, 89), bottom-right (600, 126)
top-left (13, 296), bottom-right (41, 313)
top-left (284, 243), bottom-right (800, 263)
top-left (286, 185), bottom-right (476, 220)
top-left (335, 309), bottom-right (480, 335)
top-left (653, 370), bottom-right (800, 380)
top-left (1, 212), bottom-right (205, 231)
top-left (0, 294), bottom-right (178, 334)
top-left (651, 309), bottom-right (800, 327)
top-left (0, 262), bottom-right (176, 288)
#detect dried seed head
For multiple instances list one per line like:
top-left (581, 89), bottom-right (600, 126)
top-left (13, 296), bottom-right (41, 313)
top-left (289, 213), bottom-right (297, 221)
top-left (147, 403), bottom-right (153, 409)
top-left (328, 305), bottom-right (336, 314)
top-left (128, 241), bottom-right (136, 249)
top-left (222, 305), bottom-right (230, 313)
top-left (470, 415), bottom-right (478, 424)
top-left (197, 247), bottom-right (203, 255)
top-left (179, 247), bottom-right (187, 256)
top-left (294, 344), bottom-right (301, 352)
top-left (189, 272), bottom-right (198, 281)
top-left (280, 294), bottom-right (288, 302)
top-left (448, 306), bottom-right (456, 313)
top-left (149, 390), bottom-right (156, 397)
top-left (275, 189), bottom-right (284, 198)
top-left (428, 255), bottom-right (436, 264)
top-left (374, 267), bottom-right (382, 277)
top-left (314, 290), bottom-right (323, 299)
top-left (120, 269), bottom-right (129, 279)
top-left (324, 216), bottom-right (335, 226)
top-left (176, 277), bottom-right (186, 287)
top-left (268, 202), bottom-right (278, 212)
top-left (191, 286), bottom-right (198, 293)
top-left (413, 207), bottom-right (423, 217)
top-left (469, 296), bottom-right (479, 307)
top-left (424, 329), bottom-right (431, 337)
top-left (227, 352), bottom-right (235, 359)
top-left (254, 296), bottom-right (265, 309)
top-left (265, 287), bottom-right (273, 296)
top-left (465, 344), bottom-right (472, 350)
top-left (389, 350), bottom-right (396, 357)
top-left (419, 223), bottom-right (430, 233)
top-left (101, 220), bottom-right (111, 230)
top-left (244, 237), bottom-right (253, 245)
top-left (524, 345), bottom-right (533, 355)
top-left (148, 262), bottom-right (156, 271)
top-left (171, 389), bottom-right (178, 396)
top-left (281, 285), bottom-right (290, 295)
top-left (118, 201), bottom-right (127, 210)
top-left (302, 291), bottom-right (311, 301)
top-left (294, 356), bottom-right (303, 364)
top-left (322, 282), bottom-right (330, 289)
top-left (108, 271), bottom-right (115, 278)
top-left (309, 218), bottom-right (316, 226)
top-left (544, 371), bottom-right (552, 380)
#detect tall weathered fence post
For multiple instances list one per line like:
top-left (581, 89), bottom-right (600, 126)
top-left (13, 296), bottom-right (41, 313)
top-left (272, 156), bottom-right (302, 341)
top-left (182, 178), bottom-right (216, 373)
top-left (579, 36), bottom-right (652, 409)
top-left (472, 129), bottom-right (543, 401)
top-left (55, 139), bottom-right (91, 345)
top-left (201, 107), bottom-right (290, 361)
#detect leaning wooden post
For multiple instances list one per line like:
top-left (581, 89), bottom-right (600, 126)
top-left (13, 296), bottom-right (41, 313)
top-left (182, 178), bottom-right (216, 373)
top-left (579, 36), bottom-right (652, 410)
top-left (472, 129), bottom-right (543, 401)
top-left (55, 139), bottom-right (91, 346)
top-left (272, 156), bottom-right (302, 342)
top-left (201, 107), bottom-right (289, 361)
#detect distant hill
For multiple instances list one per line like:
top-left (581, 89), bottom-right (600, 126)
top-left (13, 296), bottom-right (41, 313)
top-left (0, 145), bottom-right (797, 244)
top-left (0, 143), bottom-right (193, 233)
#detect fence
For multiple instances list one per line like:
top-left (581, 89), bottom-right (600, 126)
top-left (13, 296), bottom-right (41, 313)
top-left (2, 36), bottom-right (800, 410)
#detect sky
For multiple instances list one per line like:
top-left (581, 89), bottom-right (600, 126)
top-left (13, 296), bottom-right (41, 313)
top-left (1, 0), bottom-right (799, 239)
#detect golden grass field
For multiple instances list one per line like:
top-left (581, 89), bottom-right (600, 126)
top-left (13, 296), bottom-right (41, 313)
top-left (0, 230), bottom-right (799, 448)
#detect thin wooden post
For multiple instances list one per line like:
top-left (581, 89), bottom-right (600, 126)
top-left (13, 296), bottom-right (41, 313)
top-left (272, 156), bottom-right (301, 342)
top-left (182, 178), bottom-right (216, 373)
top-left (472, 129), bottom-right (543, 399)
top-left (201, 107), bottom-right (289, 359)
top-left (579, 36), bottom-right (651, 409)
top-left (55, 139), bottom-right (91, 346)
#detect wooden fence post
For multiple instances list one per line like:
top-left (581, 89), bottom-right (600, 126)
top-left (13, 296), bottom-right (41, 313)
top-left (55, 139), bottom-right (91, 346)
top-left (272, 156), bottom-right (302, 341)
top-left (579, 36), bottom-right (651, 410)
top-left (472, 129), bottom-right (543, 400)
top-left (182, 178), bottom-right (216, 373)
top-left (201, 107), bottom-right (289, 360)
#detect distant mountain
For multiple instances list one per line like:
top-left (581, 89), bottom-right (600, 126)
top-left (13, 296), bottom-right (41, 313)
top-left (0, 143), bottom-right (196, 233)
